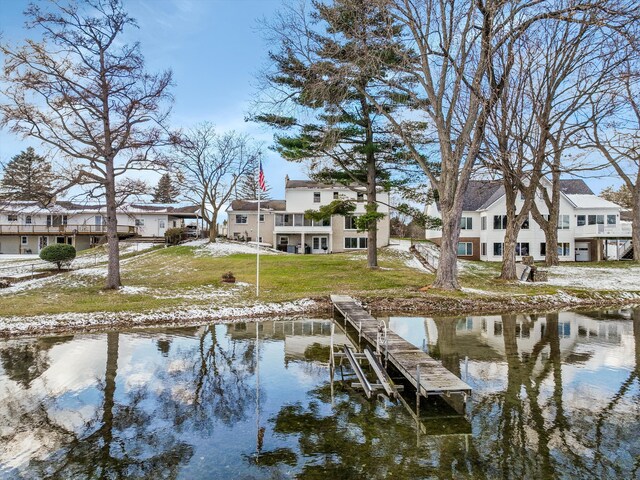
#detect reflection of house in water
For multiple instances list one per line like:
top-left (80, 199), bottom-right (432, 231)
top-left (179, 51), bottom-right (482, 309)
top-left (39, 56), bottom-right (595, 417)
top-left (416, 311), bottom-right (633, 367)
top-left (225, 319), bottom-right (349, 364)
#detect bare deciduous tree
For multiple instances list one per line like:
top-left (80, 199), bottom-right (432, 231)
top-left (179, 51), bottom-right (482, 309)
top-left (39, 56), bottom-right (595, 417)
top-left (587, 61), bottom-right (640, 261)
top-left (172, 123), bottom-right (258, 241)
top-left (0, 0), bottom-right (173, 289)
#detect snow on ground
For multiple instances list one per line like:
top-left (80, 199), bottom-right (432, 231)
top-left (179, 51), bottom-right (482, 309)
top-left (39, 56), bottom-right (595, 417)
top-left (193, 240), bottom-right (279, 257)
top-left (0, 298), bottom-right (319, 335)
top-left (546, 265), bottom-right (640, 291)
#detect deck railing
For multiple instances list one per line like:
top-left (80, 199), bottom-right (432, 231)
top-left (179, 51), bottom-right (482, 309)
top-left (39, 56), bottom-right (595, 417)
top-left (0, 224), bottom-right (137, 235)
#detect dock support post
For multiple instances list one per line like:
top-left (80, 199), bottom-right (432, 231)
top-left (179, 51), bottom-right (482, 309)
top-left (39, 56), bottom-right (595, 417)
top-left (415, 364), bottom-right (421, 417)
top-left (465, 356), bottom-right (469, 381)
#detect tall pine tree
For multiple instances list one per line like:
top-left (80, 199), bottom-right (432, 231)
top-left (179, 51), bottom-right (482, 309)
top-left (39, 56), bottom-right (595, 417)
top-left (236, 160), bottom-right (272, 200)
top-left (152, 174), bottom-right (181, 203)
top-left (0, 147), bottom-right (55, 204)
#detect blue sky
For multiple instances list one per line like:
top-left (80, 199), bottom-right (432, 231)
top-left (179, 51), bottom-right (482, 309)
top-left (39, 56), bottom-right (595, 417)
top-left (0, 0), bottom-right (623, 199)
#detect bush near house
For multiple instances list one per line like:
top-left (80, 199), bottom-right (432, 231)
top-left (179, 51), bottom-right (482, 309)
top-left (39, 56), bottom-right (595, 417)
top-left (39, 244), bottom-right (76, 270)
top-left (164, 227), bottom-right (185, 246)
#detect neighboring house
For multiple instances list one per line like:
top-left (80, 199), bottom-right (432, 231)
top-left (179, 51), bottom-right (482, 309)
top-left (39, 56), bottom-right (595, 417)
top-left (0, 201), bottom-right (200, 254)
top-left (425, 179), bottom-right (632, 262)
top-left (226, 177), bottom-right (390, 254)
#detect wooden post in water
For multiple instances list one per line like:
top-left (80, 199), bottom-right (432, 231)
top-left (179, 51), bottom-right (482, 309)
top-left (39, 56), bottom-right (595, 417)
top-left (415, 364), bottom-right (421, 418)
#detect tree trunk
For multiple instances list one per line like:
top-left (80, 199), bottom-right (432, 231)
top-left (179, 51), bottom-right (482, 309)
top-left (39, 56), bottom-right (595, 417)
top-left (105, 167), bottom-right (121, 289)
top-left (208, 209), bottom-right (220, 242)
top-left (433, 206), bottom-right (461, 290)
top-left (633, 191), bottom-right (640, 262)
top-left (100, 332), bottom-right (119, 469)
top-left (500, 189), bottom-right (521, 280)
top-left (366, 154), bottom-right (378, 269)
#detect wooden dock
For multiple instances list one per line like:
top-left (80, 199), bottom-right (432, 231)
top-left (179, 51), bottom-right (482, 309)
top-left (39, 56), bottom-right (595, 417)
top-left (330, 295), bottom-right (472, 403)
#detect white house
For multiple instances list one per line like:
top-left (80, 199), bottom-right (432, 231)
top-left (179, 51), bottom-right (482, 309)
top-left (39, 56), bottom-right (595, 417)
top-left (425, 179), bottom-right (632, 262)
top-left (226, 177), bottom-right (391, 254)
top-left (0, 201), bottom-right (200, 254)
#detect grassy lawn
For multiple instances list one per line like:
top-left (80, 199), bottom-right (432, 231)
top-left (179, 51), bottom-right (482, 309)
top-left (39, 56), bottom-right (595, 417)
top-left (0, 243), bottom-right (635, 318)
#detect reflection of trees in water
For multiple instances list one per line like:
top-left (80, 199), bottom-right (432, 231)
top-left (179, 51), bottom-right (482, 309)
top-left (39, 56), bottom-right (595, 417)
top-left (471, 312), bottom-right (639, 480)
top-left (155, 324), bottom-right (258, 433)
top-left (1, 333), bottom-right (193, 479)
top-left (269, 385), bottom-right (485, 479)
top-left (0, 336), bottom-right (72, 388)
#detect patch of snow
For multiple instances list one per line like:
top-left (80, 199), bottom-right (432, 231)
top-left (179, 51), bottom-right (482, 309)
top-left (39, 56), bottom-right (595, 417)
top-left (194, 240), bottom-right (278, 257)
top-left (119, 285), bottom-right (148, 295)
top-left (545, 265), bottom-right (640, 291)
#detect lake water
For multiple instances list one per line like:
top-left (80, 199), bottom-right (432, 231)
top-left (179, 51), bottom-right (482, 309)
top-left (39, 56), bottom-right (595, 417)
top-left (0, 308), bottom-right (638, 479)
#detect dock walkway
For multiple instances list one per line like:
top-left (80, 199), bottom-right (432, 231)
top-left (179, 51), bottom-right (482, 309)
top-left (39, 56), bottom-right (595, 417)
top-left (331, 295), bottom-right (472, 402)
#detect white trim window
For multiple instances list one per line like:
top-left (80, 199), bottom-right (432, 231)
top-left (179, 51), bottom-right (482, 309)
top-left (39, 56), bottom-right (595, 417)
top-left (236, 214), bottom-right (248, 224)
top-left (313, 192), bottom-right (321, 203)
top-left (21, 236), bottom-right (28, 245)
top-left (460, 217), bottom-right (473, 230)
top-left (481, 242), bottom-right (487, 256)
top-left (357, 192), bottom-right (365, 202)
top-left (607, 214), bottom-right (616, 225)
top-left (493, 215), bottom-right (507, 230)
top-left (278, 236), bottom-right (289, 245)
top-left (25, 216), bottom-right (32, 225)
top-left (359, 237), bottom-right (367, 249)
top-left (493, 242), bottom-right (503, 256)
top-left (159, 220), bottom-right (166, 229)
top-left (344, 215), bottom-right (358, 230)
top-left (7, 214), bottom-right (17, 222)
top-left (135, 218), bottom-right (145, 227)
top-left (345, 237), bottom-right (359, 249)
top-left (557, 242), bottom-right (571, 256)
top-left (515, 242), bottom-right (530, 256)
top-left (457, 242), bottom-right (473, 256)
top-left (588, 214), bottom-right (604, 225)
top-left (259, 214), bottom-right (265, 222)
top-left (557, 215), bottom-right (570, 230)
top-left (481, 216), bottom-right (487, 230)
top-left (577, 215), bottom-right (586, 227)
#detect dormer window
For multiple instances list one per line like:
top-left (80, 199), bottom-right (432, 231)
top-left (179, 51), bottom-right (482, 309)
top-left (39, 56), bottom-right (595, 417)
top-left (313, 192), bottom-right (321, 203)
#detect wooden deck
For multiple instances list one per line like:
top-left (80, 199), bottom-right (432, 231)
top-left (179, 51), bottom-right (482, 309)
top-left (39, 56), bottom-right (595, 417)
top-left (330, 295), bottom-right (472, 401)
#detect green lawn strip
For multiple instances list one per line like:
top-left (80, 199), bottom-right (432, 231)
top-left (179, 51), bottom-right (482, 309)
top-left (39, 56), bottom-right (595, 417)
top-left (0, 244), bottom-right (636, 318)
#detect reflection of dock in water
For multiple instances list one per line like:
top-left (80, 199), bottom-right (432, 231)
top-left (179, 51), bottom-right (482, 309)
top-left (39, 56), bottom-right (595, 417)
top-left (331, 295), bottom-right (472, 425)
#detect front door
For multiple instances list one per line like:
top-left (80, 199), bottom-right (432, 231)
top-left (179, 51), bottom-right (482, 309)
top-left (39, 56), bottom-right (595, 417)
top-left (38, 236), bottom-right (48, 252)
top-left (575, 242), bottom-right (590, 262)
top-left (311, 236), bottom-right (329, 254)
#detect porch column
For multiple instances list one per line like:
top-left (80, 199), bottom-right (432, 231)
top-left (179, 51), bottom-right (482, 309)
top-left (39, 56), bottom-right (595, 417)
top-left (301, 232), bottom-right (305, 254)
top-left (596, 239), bottom-right (602, 261)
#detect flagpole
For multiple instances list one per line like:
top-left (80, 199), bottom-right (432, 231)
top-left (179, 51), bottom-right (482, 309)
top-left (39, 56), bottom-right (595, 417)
top-left (256, 182), bottom-right (261, 297)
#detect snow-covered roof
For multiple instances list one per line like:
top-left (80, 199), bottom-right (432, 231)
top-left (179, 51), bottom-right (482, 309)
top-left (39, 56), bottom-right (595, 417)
top-left (565, 195), bottom-right (621, 209)
top-left (0, 201), bottom-right (199, 216)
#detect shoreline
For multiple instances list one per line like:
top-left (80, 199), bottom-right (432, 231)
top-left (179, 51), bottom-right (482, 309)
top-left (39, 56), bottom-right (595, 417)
top-left (1, 290), bottom-right (638, 339)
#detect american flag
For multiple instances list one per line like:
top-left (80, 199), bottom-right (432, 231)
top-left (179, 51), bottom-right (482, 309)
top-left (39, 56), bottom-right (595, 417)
top-left (258, 160), bottom-right (267, 192)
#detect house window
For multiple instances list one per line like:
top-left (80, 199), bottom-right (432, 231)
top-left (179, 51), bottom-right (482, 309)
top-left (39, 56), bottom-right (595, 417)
top-left (557, 215), bottom-right (570, 230)
top-left (357, 192), bottom-right (364, 202)
top-left (56, 236), bottom-right (66, 244)
top-left (588, 215), bottom-right (604, 225)
top-left (515, 242), bottom-right (530, 256)
top-left (493, 215), bottom-right (507, 230)
top-left (481, 243), bottom-right (487, 256)
top-left (493, 242), bottom-right (503, 256)
top-left (607, 215), bottom-right (616, 225)
top-left (25, 216), bottom-right (32, 225)
top-left (521, 217), bottom-right (529, 229)
top-left (333, 192), bottom-right (339, 200)
top-left (345, 237), bottom-right (359, 249)
top-left (278, 236), bottom-right (289, 245)
top-left (236, 215), bottom-right (248, 224)
top-left (540, 243), bottom-right (546, 256)
top-left (135, 218), bottom-right (145, 227)
top-left (159, 220), bottom-right (165, 229)
top-left (557, 242), bottom-right (571, 256)
top-left (21, 236), bottom-right (28, 245)
top-left (359, 237), bottom-right (368, 249)
top-left (8, 214), bottom-right (17, 222)
top-left (259, 214), bottom-right (265, 222)
top-left (481, 217), bottom-right (487, 230)
top-left (313, 192), bottom-right (321, 203)
top-left (577, 215), bottom-right (586, 226)
top-left (460, 217), bottom-right (473, 230)
top-left (345, 215), bottom-right (358, 230)
top-left (558, 322), bottom-right (571, 338)
top-left (457, 242), bottom-right (473, 256)
top-left (313, 218), bottom-right (331, 227)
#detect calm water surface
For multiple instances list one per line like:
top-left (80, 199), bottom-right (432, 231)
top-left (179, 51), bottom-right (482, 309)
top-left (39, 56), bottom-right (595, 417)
top-left (0, 308), bottom-right (638, 479)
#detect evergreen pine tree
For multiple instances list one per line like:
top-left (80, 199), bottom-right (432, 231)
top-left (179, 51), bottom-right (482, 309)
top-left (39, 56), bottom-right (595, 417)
top-left (152, 174), bottom-right (181, 203)
top-left (236, 163), bottom-right (272, 200)
top-left (0, 147), bottom-right (55, 204)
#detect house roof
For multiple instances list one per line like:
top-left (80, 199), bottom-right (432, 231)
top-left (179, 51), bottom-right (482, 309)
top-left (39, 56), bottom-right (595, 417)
top-left (0, 201), bottom-right (200, 215)
top-left (228, 199), bottom-right (286, 212)
top-left (461, 181), bottom-right (504, 210)
top-left (559, 179), bottom-right (594, 195)
top-left (285, 180), bottom-right (333, 189)
top-left (565, 195), bottom-right (621, 209)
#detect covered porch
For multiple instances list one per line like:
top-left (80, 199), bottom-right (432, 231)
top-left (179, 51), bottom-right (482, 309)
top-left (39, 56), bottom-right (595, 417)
top-left (274, 232), bottom-right (332, 254)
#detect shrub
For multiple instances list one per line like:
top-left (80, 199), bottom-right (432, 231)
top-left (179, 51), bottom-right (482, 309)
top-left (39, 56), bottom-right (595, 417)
top-left (164, 227), bottom-right (184, 246)
top-left (221, 271), bottom-right (236, 283)
top-left (39, 244), bottom-right (76, 270)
